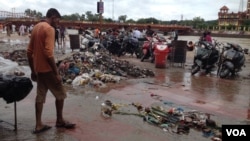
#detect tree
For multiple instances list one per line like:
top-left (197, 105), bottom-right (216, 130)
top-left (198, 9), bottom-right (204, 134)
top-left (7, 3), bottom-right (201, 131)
top-left (62, 13), bottom-right (79, 21)
top-left (126, 19), bottom-right (136, 23)
top-left (118, 15), bottom-right (127, 23)
top-left (85, 11), bottom-right (99, 22)
top-left (179, 20), bottom-right (193, 26)
top-left (80, 14), bottom-right (85, 21)
top-left (103, 18), bottom-right (113, 22)
top-left (85, 11), bottom-right (94, 21)
top-left (36, 12), bottom-right (43, 18)
top-left (73, 13), bottom-right (81, 21)
top-left (170, 20), bottom-right (178, 25)
top-left (137, 17), bottom-right (159, 24)
top-left (192, 16), bottom-right (205, 29)
top-left (24, 9), bottom-right (43, 18)
top-left (242, 19), bottom-right (250, 26)
top-left (24, 9), bottom-right (32, 17)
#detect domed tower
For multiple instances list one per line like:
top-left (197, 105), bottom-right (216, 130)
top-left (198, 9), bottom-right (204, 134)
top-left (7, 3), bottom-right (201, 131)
top-left (218, 6), bottom-right (230, 26)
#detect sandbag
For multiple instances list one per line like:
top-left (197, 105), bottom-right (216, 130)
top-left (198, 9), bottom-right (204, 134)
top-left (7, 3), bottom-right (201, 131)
top-left (0, 74), bottom-right (33, 104)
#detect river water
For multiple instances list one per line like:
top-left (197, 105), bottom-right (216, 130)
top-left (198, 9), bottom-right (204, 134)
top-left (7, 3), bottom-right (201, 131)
top-left (179, 35), bottom-right (250, 50)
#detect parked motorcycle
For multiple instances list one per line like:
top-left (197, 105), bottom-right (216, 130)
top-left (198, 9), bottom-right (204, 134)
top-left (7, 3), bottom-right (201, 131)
top-left (105, 34), bottom-right (123, 56)
top-left (141, 35), bottom-right (168, 63)
top-left (217, 43), bottom-right (246, 78)
top-left (118, 35), bottom-right (140, 58)
top-left (191, 41), bottom-right (220, 75)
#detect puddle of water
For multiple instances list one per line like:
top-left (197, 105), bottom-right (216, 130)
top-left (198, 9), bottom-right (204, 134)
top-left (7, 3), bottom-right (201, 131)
top-left (195, 100), bottom-right (206, 104)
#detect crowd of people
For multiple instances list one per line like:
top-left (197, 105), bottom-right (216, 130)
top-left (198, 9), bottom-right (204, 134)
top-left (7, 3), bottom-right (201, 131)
top-left (1, 23), bottom-right (34, 37)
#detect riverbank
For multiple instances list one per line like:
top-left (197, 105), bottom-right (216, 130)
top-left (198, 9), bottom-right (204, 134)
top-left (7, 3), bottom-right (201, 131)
top-left (185, 33), bottom-right (250, 38)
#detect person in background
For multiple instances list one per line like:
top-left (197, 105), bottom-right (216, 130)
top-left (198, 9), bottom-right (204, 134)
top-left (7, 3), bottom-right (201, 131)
top-left (145, 25), bottom-right (155, 61)
top-left (174, 30), bottom-right (178, 41)
top-left (169, 30), bottom-right (178, 41)
top-left (128, 29), bottom-right (133, 36)
top-left (54, 26), bottom-right (61, 50)
top-left (78, 26), bottom-right (83, 35)
top-left (27, 8), bottom-right (75, 134)
top-left (12, 24), bottom-right (16, 33)
top-left (145, 25), bottom-right (155, 37)
top-left (205, 31), bottom-right (212, 43)
top-left (29, 24), bottom-right (34, 34)
top-left (60, 26), bottom-right (65, 45)
top-left (199, 31), bottom-right (207, 41)
top-left (132, 27), bottom-right (141, 38)
top-left (187, 41), bottom-right (194, 51)
top-left (6, 23), bottom-right (11, 37)
top-left (19, 24), bottom-right (25, 36)
top-left (94, 28), bottom-right (100, 38)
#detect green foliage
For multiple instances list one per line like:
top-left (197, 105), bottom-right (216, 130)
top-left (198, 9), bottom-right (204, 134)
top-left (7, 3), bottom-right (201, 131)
top-left (103, 18), bottom-right (113, 22)
top-left (24, 9), bottom-right (43, 18)
top-left (242, 19), bottom-right (250, 26)
top-left (179, 20), bottom-right (193, 26)
top-left (126, 19), bottom-right (136, 23)
top-left (227, 24), bottom-right (237, 30)
top-left (24, 9), bottom-right (248, 30)
top-left (136, 17), bottom-right (159, 24)
top-left (118, 15), bottom-right (127, 23)
top-left (85, 11), bottom-right (99, 21)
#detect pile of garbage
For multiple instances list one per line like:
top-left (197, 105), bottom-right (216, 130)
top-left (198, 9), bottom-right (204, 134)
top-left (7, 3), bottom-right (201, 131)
top-left (0, 50), bottom-right (155, 87)
top-left (58, 51), bottom-right (155, 87)
top-left (101, 99), bottom-right (222, 141)
top-left (0, 49), bottom-right (28, 66)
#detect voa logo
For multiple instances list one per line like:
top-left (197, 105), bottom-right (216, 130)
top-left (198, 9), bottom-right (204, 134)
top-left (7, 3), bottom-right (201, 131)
top-left (222, 125), bottom-right (249, 141)
top-left (226, 129), bottom-right (246, 136)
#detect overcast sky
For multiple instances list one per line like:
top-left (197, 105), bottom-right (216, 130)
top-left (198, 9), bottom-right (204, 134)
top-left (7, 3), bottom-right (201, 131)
top-left (0, 0), bottom-right (248, 21)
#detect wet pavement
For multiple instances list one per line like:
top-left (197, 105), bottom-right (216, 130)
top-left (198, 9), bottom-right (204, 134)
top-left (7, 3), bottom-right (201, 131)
top-left (1, 33), bottom-right (250, 141)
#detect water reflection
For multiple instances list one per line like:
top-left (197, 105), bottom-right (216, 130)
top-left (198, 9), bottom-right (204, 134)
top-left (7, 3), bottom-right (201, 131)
top-left (190, 75), bottom-right (217, 96)
top-left (154, 69), bottom-right (166, 84)
top-left (190, 73), bottom-right (246, 103)
top-left (216, 79), bottom-right (240, 102)
top-left (166, 69), bottom-right (185, 83)
top-left (248, 101), bottom-right (250, 120)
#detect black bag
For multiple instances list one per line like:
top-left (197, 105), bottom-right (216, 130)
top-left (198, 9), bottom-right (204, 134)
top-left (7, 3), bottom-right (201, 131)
top-left (0, 74), bottom-right (33, 104)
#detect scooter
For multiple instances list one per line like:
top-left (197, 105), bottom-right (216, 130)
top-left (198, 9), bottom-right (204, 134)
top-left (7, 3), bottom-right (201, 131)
top-left (105, 34), bottom-right (123, 56)
top-left (141, 35), bottom-right (168, 63)
top-left (217, 43), bottom-right (246, 78)
top-left (118, 35), bottom-right (140, 58)
top-left (140, 36), bottom-right (153, 62)
top-left (191, 41), bottom-right (220, 75)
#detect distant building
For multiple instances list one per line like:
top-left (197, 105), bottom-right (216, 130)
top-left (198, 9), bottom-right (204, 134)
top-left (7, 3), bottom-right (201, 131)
top-left (247, 0), bottom-right (250, 19)
top-left (218, 0), bottom-right (250, 27)
top-left (0, 11), bottom-right (27, 19)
